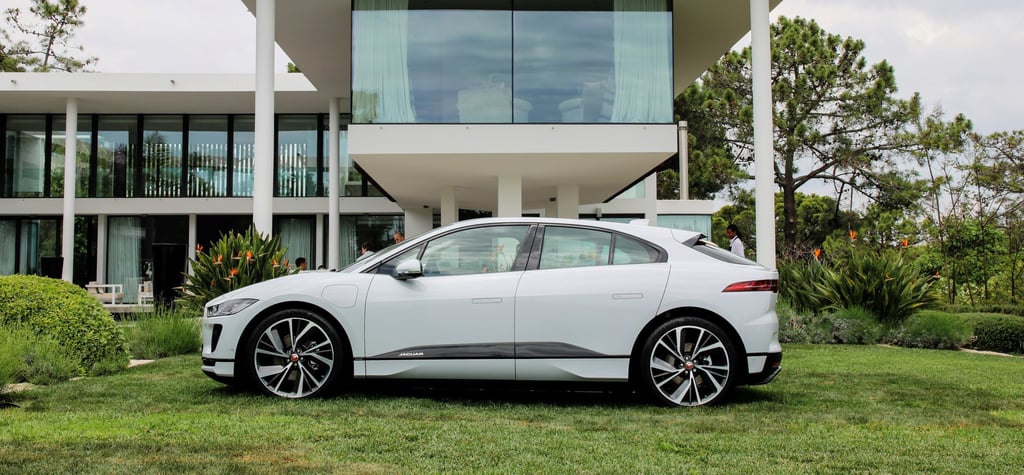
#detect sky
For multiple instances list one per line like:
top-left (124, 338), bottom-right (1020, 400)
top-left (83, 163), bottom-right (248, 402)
top-left (5, 0), bottom-right (1022, 134)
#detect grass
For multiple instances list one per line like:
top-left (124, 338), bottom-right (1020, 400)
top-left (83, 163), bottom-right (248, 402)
top-left (1, 344), bottom-right (1023, 474)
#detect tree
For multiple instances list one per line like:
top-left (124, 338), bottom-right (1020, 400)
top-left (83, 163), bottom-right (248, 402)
top-left (1, 0), bottom-right (96, 72)
top-left (697, 17), bottom-right (921, 252)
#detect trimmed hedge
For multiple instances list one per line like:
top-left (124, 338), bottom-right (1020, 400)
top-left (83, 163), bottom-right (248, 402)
top-left (0, 275), bottom-right (129, 375)
top-left (959, 313), bottom-right (1024, 354)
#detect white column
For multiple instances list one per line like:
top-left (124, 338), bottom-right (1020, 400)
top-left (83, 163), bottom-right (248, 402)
top-left (187, 214), bottom-right (197, 275)
top-left (497, 175), bottom-right (522, 218)
top-left (544, 200), bottom-right (557, 218)
top-left (315, 214), bottom-right (324, 268)
top-left (556, 184), bottom-right (579, 219)
top-left (751, 0), bottom-right (776, 269)
top-left (328, 98), bottom-right (341, 269)
top-left (404, 208), bottom-right (433, 238)
top-left (678, 120), bottom-right (689, 200)
top-left (96, 215), bottom-right (107, 283)
top-left (61, 97), bottom-right (78, 282)
top-left (253, 0), bottom-right (276, 236)
top-left (441, 187), bottom-right (457, 225)
top-left (644, 174), bottom-right (658, 223)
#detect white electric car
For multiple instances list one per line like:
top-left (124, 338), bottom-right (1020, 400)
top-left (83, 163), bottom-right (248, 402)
top-left (201, 218), bottom-right (781, 406)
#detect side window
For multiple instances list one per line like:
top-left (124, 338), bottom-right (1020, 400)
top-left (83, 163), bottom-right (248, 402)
top-left (612, 234), bottom-right (661, 265)
top-left (375, 245), bottom-right (422, 275)
top-left (420, 225), bottom-right (530, 276)
top-left (538, 227), bottom-right (611, 270)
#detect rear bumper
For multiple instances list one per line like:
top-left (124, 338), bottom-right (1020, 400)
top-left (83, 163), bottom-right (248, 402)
top-left (744, 352), bottom-right (782, 385)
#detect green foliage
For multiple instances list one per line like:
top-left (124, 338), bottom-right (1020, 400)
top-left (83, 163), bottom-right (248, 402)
top-left (830, 306), bottom-right (883, 344)
top-left (891, 310), bottom-right (972, 350)
top-left (938, 303), bottom-right (1024, 317)
top-left (779, 252), bottom-right (938, 325)
top-left (0, 323), bottom-right (82, 385)
top-left (123, 306), bottom-right (202, 359)
top-left (959, 313), bottom-right (1024, 354)
top-left (1, 0), bottom-right (97, 72)
top-left (0, 275), bottom-right (128, 376)
top-left (181, 226), bottom-right (295, 309)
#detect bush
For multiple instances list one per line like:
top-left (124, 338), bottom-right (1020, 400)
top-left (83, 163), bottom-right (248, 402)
top-left (938, 304), bottom-right (1024, 318)
top-left (181, 226), bottom-right (295, 309)
top-left (830, 306), bottom-right (883, 345)
top-left (777, 302), bottom-right (833, 344)
top-left (890, 310), bottom-right (972, 350)
top-left (124, 306), bottom-right (202, 359)
top-left (780, 253), bottom-right (938, 325)
top-left (960, 313), bottom-right (1024, 354)
top-left (0, 275), bottom-right (128, 376)
top-left (0, 323), bottom-right (82, 385)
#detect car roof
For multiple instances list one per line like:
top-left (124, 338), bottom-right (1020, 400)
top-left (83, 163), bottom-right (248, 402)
top-left (441, 217), bottom-right (701, 243)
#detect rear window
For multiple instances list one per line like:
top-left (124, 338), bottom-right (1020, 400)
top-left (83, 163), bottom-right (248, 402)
top-left (691, 239), bottom-right (758, 265)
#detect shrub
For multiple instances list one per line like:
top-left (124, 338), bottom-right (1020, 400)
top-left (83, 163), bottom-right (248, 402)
top-left (777, 302), bottom-right (833, 344)
top-left (810, 253), bottom-right (937, 325)
top-left (778, 260), bottom-right (827, 314)
top-left (938, 304), bottom-right (1024, 318)
top-left (0, 275), bottom-right (128, 376)
top-left (830, 306), bottom-right (883, 345)
top-left (0, 323), bottom-right (82, 385)
top-left (960, 313), bottom-right (1024, 354)
top-left (890, 310), bottom-right (972, 350)
top-left (181, 226), bottom-right (295, 309)
top-left (124, 306), bottom-right (202, 359)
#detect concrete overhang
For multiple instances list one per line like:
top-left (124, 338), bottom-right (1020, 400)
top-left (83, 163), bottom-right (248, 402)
top-left (0, 73), bottom-right (323, 114)
top-left (349, 124), bottom-right (678, 211)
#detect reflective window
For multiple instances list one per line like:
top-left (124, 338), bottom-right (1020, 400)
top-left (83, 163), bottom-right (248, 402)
top-left (233, 115), bottom-right (255, 197)
top-left (612, 234), bottom-right (660, 265)
top-left (142, 116), bottom-right (184, 197)
top-left (352, 0), bottom-right (672, 124)
top-left (96, 115), bottom-right (137, 198)
top-left (277, 216), bottom-right (315, 268)
top-left (4, 116), bottom-right (46, 198)
top-left (338, 214), bottom-right (404, 268)
top-left (51, 117), bottom-right (92, 198)
top-left (539, 226), bottom-right (611, 269)
top-left (420, 225), bottom-right (530, 276)
top-left (187, 116), bottom-right (228, 197)
top-left (277, 115), bottom-right (318, 197)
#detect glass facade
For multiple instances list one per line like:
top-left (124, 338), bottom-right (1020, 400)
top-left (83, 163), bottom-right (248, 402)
top-left (0, 113), bottom-right (386, 200)
top-left (352, 0), bottom-right (672, 124)
top-left (3, 115), bottom-right (47, 198)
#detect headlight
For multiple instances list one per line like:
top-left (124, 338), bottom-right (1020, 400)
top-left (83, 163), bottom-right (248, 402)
top-left (206, 298), bottom-right (259, 317)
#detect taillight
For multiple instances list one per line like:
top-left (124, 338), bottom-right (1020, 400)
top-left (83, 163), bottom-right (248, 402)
top-left (722, 279), bottom-right (778, 293)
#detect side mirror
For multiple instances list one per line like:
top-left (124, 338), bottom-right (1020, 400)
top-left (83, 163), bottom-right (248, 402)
top-left (393, 259), bottom-right (423, 280)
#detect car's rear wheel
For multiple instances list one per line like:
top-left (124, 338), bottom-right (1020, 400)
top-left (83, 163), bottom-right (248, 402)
top-left (241, 308), bottom-right (345, 398)
top-left (639, 317), bottom-right (737, 407)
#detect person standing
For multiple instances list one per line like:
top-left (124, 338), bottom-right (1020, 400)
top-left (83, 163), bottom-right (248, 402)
top-left (726, 224), bottom-right (745, 257)
top-left (295, 257), bottom-right (308, 271)
top-left (393, 231), bottom-right (405, 244)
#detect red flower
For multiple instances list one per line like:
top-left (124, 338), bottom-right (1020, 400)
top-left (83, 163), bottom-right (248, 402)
top-left (901, 239), bottom-right (909, 248)
top-left (230, 268), bottom-right (239, 276)
top-left (196, 243), bottom-right (203, 253)
top-left (849, 230), bottom-right (857, 241)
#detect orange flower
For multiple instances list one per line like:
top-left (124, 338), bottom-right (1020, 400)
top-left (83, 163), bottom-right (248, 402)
top-left (230, 268), bottom-right (239, 276)
top-left (214, 254), bottom-right (223, 265)
top-left (196, 243), bottom-right (203, 253)
top-left (849, 229), bottom-right (857, 241)
top-left (813, 248), bottom-right (821, 261)
top-left (901, 239), bottom-right (909, 248)
top-left (246, 250), bottom-right (253, 260)
top-left (272, 258), bottom-right (280, 268)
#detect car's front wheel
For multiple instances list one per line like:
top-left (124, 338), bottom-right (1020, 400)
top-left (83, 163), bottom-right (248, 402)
top-left (639, 317), bottom-right (738, 407)
top-left (241, 308), bottom-right (345, 398)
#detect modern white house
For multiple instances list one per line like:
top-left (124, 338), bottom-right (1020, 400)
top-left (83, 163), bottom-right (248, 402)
top-left (0, 0), bottom-right (779, 303)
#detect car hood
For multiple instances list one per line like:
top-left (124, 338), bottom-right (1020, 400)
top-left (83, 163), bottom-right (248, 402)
top-left (207, 271), bottom-right (350, 306)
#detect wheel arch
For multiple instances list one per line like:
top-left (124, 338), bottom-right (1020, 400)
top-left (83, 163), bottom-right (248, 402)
top-left (241, 300), bottom-right (355, 378)
top-left (628, 306), bottom-right (749, 384)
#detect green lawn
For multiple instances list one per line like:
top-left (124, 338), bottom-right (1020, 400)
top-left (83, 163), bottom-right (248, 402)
top-left (1, 345), bottom-right (1023, 474)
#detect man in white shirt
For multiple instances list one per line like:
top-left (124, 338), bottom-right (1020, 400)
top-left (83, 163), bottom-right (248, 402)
top-left (726, 224), bottom-right (745, 257)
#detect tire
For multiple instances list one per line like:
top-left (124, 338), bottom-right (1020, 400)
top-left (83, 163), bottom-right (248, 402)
top-left (241, 308), bottom-right (346, 398)
top-left (638, 317), bottom-right (738, 407)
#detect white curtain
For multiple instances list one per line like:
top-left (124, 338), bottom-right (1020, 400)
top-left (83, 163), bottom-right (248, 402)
top-left (338, 218), bottom-right (358, 268)
top-left (108, 217), bottom-right (141, 302)
top-left (611, 0), bottom-right (672, 122)
top-left (280, 219), bottom-right (313, 268)
top-left (352, 0), bottom-right (416, 123)
top-left (0, 220), bottom-right (15, 275)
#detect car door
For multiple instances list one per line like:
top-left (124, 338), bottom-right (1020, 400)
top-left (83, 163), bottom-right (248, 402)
top-left (514, 225), bottom-right (670, 381)
top-left (363, 224), bottom-right (533, 380)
